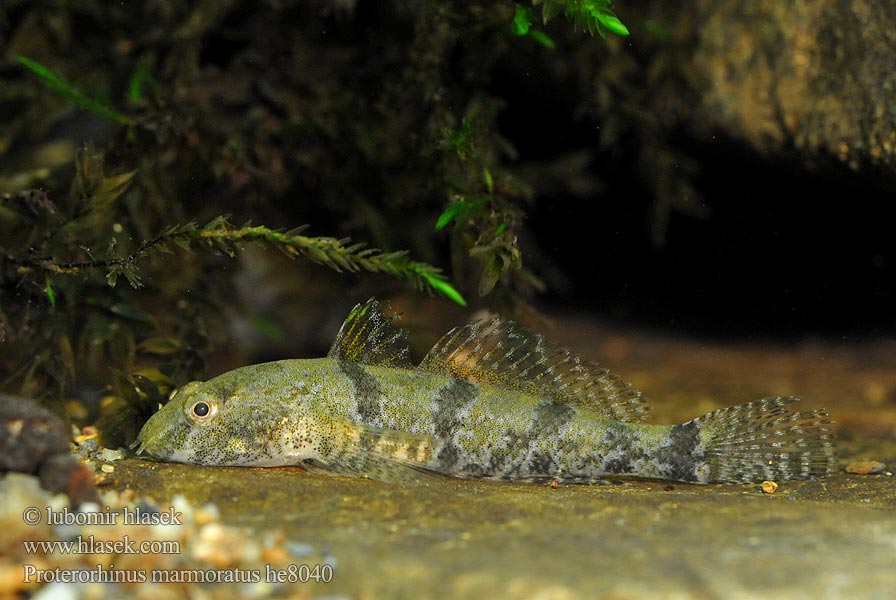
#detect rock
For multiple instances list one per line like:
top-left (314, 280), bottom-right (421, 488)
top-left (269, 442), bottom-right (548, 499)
top-left (77, 438), bottom-right (99, 458)
top-left (0, 394), bottom-right (100, 506)
top-left (761, 480), bottom-right (779, 494)
top-left (38, 454), bottom-right (93, 502)
top-left (0, 394), bottom-right (69, 473)
top-left (845, 460), bottom-right (887, 475)
top-left (99, 448), bottom-right (124, 462)
top-left (643, 0), bottom-right (896, 179)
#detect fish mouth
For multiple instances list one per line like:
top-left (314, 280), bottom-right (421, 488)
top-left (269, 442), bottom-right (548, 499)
top-left (129, 439), bottom-right (167, 462)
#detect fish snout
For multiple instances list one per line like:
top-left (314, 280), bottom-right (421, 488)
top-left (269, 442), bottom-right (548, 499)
top-left (131, 410), bottom-right (176, 459)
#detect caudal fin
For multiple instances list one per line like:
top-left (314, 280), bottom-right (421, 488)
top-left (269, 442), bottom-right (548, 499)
top-left (691, 396), bottom-right (837, 483)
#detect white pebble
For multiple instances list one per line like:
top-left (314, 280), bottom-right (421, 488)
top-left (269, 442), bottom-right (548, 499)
top-left (32, 582), bottom-right (77, 600)
top-left (99, 448), bottom-right (123, 462)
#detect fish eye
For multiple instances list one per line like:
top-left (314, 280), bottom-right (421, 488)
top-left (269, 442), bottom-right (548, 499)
top-left (185, 396), bottom-right (218, 425)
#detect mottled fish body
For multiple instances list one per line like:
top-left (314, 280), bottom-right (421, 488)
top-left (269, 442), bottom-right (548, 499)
top-left (136, 300), bottom-right (837, 484)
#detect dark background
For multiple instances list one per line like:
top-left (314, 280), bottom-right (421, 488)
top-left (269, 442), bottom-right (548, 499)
top-left (494, 60), bottom-right (895, 339)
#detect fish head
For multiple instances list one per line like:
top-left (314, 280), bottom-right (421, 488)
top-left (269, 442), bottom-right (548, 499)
top-left (133, 363), bottom-right (332, 466)
top-left (133, 380), bottom-right (243, 463)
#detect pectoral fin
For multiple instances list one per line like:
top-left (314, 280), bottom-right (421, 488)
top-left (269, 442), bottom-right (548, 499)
top-left (309, 419), bottom-right (440, 483)
top-left (301, 453), bottom-right (440, 483)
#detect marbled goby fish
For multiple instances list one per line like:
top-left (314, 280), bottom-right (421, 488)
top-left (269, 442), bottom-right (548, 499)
top-left (135, 299), bottom-right (837, 484)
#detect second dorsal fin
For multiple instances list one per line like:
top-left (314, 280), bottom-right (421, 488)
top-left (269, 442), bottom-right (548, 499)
top-left (419, 318), bottom-right (650, 422)
top-left (327, 299), bottom-right (413, 367)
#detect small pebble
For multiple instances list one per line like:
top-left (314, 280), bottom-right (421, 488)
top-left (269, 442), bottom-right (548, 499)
top-left (195, 502), bottom-right (221, 525)
top-left (286, 540), bottom-right (314, 558)
top-left (99, 448), bottom-right (123, 462)
top-left (77, 439), bottom-right (99, 458)
top-left (32, 582), bottom-right (78, 600)
top-left (761, 480), bottom-right (778, 494)
top-left (845, 460), bottom-right (887, 475)
top-left (100, 464), bottom-right (115, 474)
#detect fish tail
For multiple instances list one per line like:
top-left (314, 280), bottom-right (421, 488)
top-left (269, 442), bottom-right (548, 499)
top-left (691, 396), bottom-right (837, 483)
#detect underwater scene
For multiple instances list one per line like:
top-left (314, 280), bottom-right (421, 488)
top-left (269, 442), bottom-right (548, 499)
top-left (1, 1), bottom-right (894, 599)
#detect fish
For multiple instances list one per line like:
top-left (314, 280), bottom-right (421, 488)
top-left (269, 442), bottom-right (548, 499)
top-left (134, 299), bottom-right (837, 484)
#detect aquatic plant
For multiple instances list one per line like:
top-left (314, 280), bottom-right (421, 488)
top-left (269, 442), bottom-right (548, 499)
top-left (15, 56), bottom-right (134, 126)
top-left (0, 0), bottom-right (649, 443)
top-left (532, 0), bottom-right (630, 38)
top-left (0, 145), bottom-right (464, 442)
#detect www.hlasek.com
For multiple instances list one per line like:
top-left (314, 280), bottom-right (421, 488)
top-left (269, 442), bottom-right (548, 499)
top-left (23, 535), bottom-right (180, 555)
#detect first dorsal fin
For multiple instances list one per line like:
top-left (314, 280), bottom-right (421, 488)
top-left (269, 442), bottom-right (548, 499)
top-left (327, 299), bottom-right (413, 367)
top-left (419, 317), bottom-right (650, 422)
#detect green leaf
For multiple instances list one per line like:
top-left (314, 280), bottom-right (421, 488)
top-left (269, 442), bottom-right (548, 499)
top-left (441, 111), bottom-right (478, 160)
top-left (528, 29), bottom-right (556, 48)
top-left (246, 312), bottom-right (286, 343)
top-left (16, 55), bottom-right (134, 125)
top-left (478, 264), bottom-right (501, 296)
top-left (436, 204), bottom-right (462, 231)
top-left (58, 335), bottom-right (76, 382)
top-left (483, 168), bottom-right (494, 194)
top-left (113, 371), bottom-right (142, 407)
top-left (203, 214), bottom-right (229, 231)
top-left (131, 374), bottom-right (162, 402)
top-left (92, 169), bottom-right (138, 208)
top-left (327, 247), bottom-right (354, 271)
top-left (641, 19), bottom-right (668, 40)
top-left (128, 60), bottom-right (161, 103)
top-left (173, 237), bottom-right (193, 252)
top-left (132, 367), bottom-right (173, 388)
top-left (597, 13), bottom-right (630, 36)
top-left (138, 337), bottom-right (183, 355)
top-left (426, 276), bottom-right (467, 307)
top-left (109, 302), bottom-right (155, 324)
top-left (538, 0), bottom-right (564, 23)
top-left (511, 4), bottom-right (532, 36)
top-left (44, 278), bottom-right (56, 307)
top-left (435, 197), bottom-right (487, 231)
top-left (534, 1), bottom-right (630, 39)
